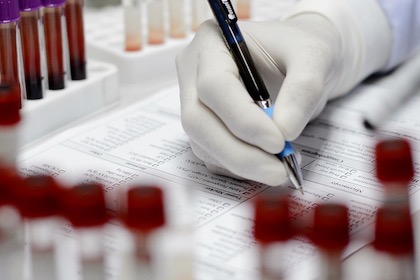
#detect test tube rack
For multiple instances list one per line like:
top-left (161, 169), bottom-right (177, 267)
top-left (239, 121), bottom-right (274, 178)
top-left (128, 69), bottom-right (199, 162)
top-left (20, 60), bottom-right (119, 147)
top-left (83, 0), bottom-right (297, 97)
top-left (84, 5), bottom-right (193, 95)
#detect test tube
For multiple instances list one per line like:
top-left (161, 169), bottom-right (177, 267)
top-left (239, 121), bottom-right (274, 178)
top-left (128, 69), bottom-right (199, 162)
top-left (153, 185), bottom-right (194, 280)
top-left (41, 0), bottom-right (66, 90)
top-left (0, 166), bottom-right (25, 280)
top-left (123, 0), bottom-right (143, 51)
top-left (65, 0), bottom-right (87, 80)
top-left (0, 84), bottom-right (21, 167)
top-left (236, 0), bottom-right (251, 19)
top-left (253, 193), bottom-right (293, 280)
top-left (59, 183), bottom-right (110, 280)
top-left (13, 175), bottom-right (62, 280)
top-left (0, 0), bottom-right (24, 103)
top-left (191, 0), bottom-right (210, 32)
top-left (120, 185), bottom-right (166, 280)
top-left (168, 0), bottom-right (186, 38)
top-left (18, 0), bottom-right (45, 99)
top-left (310, 203), bottom-right (349, 280)
top-left (375, 138), bottom-right (414, 205)
top-left (146, 0), bottom-right (165, 44)
top-left (372, 205), bottom-right (416, 280)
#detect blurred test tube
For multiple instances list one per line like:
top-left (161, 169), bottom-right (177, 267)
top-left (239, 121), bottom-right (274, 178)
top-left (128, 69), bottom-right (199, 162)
top-left (253, 192), bottom-right (294, 280)
top-left (310, 203), bottom-right (349, 280)
top-left (13, 175), bottom-right (62, 280)
top-left (119, 185), bottom-right (166, 280)
top-left (0, 166), bottom-right (25, 280)
top-left (168, 0), bottom-right (186, 38)
top-left (371, 205), bottom-right (416, 280)
top-left (235, 0), bottom-right (251, 19)
top-left (374, 138), bottom-right (414, 206)
top-left (146, 0), bottom-right (165, 44)
top-left (191, 0), bottom-right (211, 32)
top-left (0, 84), bottom-right (21, 167)
top-left (60, 183), bottom-right (110, 280)
top-left (123, 0), bottom-right (143, 51)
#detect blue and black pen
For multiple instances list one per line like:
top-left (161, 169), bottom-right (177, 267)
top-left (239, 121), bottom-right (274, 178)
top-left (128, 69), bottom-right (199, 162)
top-left (207, 0), bottom-right (304, 194)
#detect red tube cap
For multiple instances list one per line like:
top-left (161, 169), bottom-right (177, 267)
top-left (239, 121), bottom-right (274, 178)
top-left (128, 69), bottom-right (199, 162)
top-left (60, 183), bottom-right (109, 227)
top-left (253, 194), bottom-right (292, 243)
top-left (0, 165), bottom-right (22, 206)
top-left (375, 139), bottom-right (414, 183)
top-left (373, 206), bottom-right (414, 255)
top-left (0, 84), bottom-right (21, 125)
top-left (311, 203), bottom-right (349, 251)
top-left (121, 186), bottom-right (166, 232)
top-left (14, 175), bottom-right (61, 218)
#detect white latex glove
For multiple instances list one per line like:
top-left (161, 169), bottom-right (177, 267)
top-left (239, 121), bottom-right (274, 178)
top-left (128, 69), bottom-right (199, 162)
top-left (176, 0), bottom-right (392, 186)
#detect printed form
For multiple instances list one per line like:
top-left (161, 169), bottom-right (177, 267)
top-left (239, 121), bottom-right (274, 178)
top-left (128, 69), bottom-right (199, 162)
top-left (17, 84), bottom-right (420, 280)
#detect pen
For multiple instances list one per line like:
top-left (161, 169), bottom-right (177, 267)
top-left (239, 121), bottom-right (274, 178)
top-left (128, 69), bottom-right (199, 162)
top-left (363, 51), bottom-right (420, 130)
top-left (207, 0), bottom-right (304, 193)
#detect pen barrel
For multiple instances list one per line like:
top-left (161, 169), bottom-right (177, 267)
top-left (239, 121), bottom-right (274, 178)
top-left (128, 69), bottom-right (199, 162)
top-left (278, 142), bottom-right (294, 158)
top-left (261, 106), bottom-right (295, 158)
top-left (229, 39), bottom-right (271, 102)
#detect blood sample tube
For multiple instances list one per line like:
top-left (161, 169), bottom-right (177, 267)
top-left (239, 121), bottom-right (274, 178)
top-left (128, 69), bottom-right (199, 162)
top-left (236, 0), bottom-right (251, 19)
top-left (60, 183), bottom-right (110, 280)
top-left (41, 0), bottom-right (66, 90)
top-left (0, 166), bottom-right (25, 280)
top-left (311, 203), bottom-right (349, 280)
top-left (18, 0), bottom-right (45, 99)
top-left (123, 0), bottom-right (143, 51)
top-left (253, 193), bottom-right (293, 280)
top-left (0, 84), bottom-right (21, 167)
top-left (0, 0), bottom-right (24, 102)
top-left (146, 0), bottom-right (164, 44)
top-left (13, 175), bottom-right (62, 280)
top-left (120, 185), bottom-right (166, 280)
top-left (375, 138), bottom-right (414, 205)
top-left (372, 205), bottom-right (416, 280)
top-left (65, 0), bottom-right (86, 80)
top-left (168, 0), bottom-right (186, 38)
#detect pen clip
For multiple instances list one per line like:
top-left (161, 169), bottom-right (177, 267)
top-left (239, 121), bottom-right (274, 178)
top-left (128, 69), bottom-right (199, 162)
top-left (217, 0), bottom-right (237, 24)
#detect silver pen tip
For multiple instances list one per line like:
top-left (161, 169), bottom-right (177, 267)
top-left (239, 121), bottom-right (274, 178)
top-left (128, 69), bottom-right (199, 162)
top-left (281, 154), bottom-right (304, 195)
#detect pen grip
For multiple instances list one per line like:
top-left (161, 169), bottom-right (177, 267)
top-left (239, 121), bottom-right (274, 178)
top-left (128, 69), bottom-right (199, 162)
top-left (261, 106), bottom-right (295, 158)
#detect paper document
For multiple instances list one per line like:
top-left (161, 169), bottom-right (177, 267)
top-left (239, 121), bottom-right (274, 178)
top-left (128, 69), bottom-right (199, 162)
top-left (17, 84), bottom-right (420, 280)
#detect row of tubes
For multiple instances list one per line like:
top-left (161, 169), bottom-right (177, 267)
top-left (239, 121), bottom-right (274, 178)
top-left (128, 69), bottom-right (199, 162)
top-left (0, 0), bottom-right (86, 103)
top-left (122, 0), bottom-right (251, 51)
top-left (0, 164), bottom-right (194, 280)
top-left (253, 138), bottom-right (417, 280)
top-left (0, 138), bottom-right (416, 280)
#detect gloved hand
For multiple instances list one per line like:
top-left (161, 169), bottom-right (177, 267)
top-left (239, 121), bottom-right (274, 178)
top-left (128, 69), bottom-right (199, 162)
top-left (176, 0), bottom-right (392, 186)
